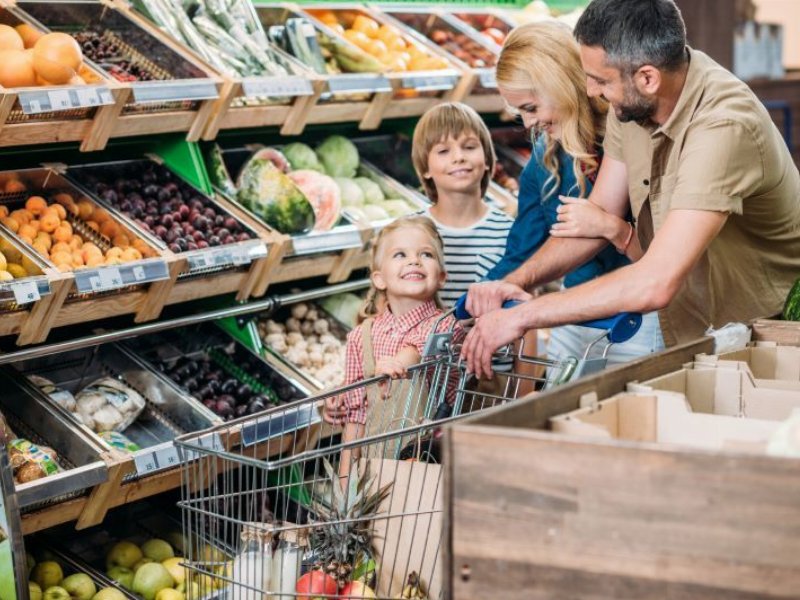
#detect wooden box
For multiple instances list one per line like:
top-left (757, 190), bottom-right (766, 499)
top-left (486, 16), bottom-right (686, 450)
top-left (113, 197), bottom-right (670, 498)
top-left (445, 332), bottom-right (800, 599)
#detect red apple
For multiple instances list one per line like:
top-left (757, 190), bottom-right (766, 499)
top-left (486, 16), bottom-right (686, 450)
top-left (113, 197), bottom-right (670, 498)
top-left (296, 571), bottom-right (338, 600)
top-left (338, 581), bottom-right (377, 599)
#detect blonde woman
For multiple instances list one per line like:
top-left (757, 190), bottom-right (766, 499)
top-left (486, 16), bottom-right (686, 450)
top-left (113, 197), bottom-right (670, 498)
top-left (480, 21), bottom-right (663, 364)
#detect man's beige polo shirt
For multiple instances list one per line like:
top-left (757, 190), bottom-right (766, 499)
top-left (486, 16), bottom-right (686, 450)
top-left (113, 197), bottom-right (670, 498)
top-left (605, 48), bottom-right (800, 346)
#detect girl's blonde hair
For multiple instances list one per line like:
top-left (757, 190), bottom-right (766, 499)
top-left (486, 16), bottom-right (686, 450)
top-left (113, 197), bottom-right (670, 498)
top-left (359, 215), bottom-right (446, 323)
top-left (411, 102), bottom-right (496, 203)
top-left (496, 21), bottom-right (608, 199)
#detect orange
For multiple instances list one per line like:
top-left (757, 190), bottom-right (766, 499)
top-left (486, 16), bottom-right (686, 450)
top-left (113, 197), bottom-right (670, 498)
top-left (24, 196), bottom-right (47, 216)
top-left (100, 220), bottom-right (119, 239)
top-left (365, 39), bottom-right (388, 59)
top-left (1, 217), bottom-right (19, 233)
top-left (384, 54), bottom-right (408, 71)
top-left (39, 212), bottom-right (60, 233)
top-left (352, 15), bottom-right (379, 38)
top-left (343, 30), bottom-right (370, 51)
top-left (316, 11), bottom-right (339, 26)
top-left (77, 199), bottom-right (93, 221)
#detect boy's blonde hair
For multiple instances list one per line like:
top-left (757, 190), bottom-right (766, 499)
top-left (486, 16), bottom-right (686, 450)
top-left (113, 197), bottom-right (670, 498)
top-left (411, 102), bottom-right (496, 203)
top-left (359, 215), bottom-right (446, 323)
top-left (497, 21), bottom-right (608, 199)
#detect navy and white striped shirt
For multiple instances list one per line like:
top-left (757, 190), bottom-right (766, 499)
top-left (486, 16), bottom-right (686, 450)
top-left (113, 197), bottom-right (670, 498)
top-left (423, 206), bottom-right (513, 307)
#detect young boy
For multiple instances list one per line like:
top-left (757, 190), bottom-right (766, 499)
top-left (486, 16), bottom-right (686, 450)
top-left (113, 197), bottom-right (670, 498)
top-left (411, 102), bottom-right (513, 307)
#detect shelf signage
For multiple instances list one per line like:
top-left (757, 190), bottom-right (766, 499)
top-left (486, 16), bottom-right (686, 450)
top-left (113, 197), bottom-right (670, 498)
top-left (19, 87), bottom-right (115, 115)
top-left (241, 76), bottom-right (314, 98)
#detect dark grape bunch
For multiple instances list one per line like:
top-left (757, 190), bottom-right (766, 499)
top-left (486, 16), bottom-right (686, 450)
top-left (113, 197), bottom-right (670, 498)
top-left (73, 31), bottom-right (157, 82)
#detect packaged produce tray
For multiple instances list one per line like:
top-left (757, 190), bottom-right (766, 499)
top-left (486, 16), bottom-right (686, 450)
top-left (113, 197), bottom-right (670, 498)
top-left (254, 4), bottom-right (393, 98)
top-left (130, 0), bottom-right (317, 105)
top-left (0, 368), bottom-right (107, 510)
top-left (257, 298), bottom-right (351, 390)
top-left (16, 1), bottom-right (221, 117)
top-left (213, 143), bottom-right (428, 257)
top-left (0, 221), bottom-right (51, 312)
top-left (123, 321), bottom-right (317, 447)
top-left (66, 158), bottom-right (269, 278)
top-left (383, 8), bottom-right (500, 91)
top-left (12, 343), bottom-right (220, 480)
top-left (0, 168), bottom-right (169, 298)
top-left (303, 6), bottom-right (463, 95)
top-left (0, 6), bottom-right (116, 128)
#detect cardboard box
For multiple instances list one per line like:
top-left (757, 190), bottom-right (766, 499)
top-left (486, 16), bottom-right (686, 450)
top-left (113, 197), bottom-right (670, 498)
top-left (550, 391), bottom-right (777, 452)
top-left (697, 342), bottom-right (800, 382)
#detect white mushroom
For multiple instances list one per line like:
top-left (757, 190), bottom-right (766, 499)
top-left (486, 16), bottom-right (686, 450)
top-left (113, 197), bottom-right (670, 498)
top-left (306, 309), bottom-right (318, 322)
top-left (313, 319), bottom-right (330, 335)
top-left (291, 303), bottom-right (309, 320)
top-left (309, 351), bottom-right (324, 367)
top-left (265, 320), bottom-right (284, 335)
top-left (287, 332), bottom-right (304, 346)
top-left (286, 317), bottom-right (301, 333)
top-left (300, 321), bottom-right (313, 336)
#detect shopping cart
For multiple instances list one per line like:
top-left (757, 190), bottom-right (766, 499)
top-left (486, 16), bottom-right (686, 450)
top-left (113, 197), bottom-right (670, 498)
top-left (174, 307), bottom-right (642, 600)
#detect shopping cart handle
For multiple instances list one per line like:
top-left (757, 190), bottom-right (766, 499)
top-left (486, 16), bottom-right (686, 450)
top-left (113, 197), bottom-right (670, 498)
top-left (453, 295), bottom-right (642, 344)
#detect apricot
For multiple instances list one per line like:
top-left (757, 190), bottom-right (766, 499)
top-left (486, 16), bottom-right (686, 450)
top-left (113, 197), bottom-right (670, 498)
top-left (32, 242), bottom-right (49, 257)
top-left (71, 251), bottom-right (84, 267)
top-left (77, 200), bottom-right (94, 221)
top-left (0, 206), bottom-right (8, 218)
top-left (1, 217), bottom-right (19, 233)
top-left (18, 234), bottom-right (32, 245)
top-left (120, 247), bottom-right (142, 262)
top-left (49, 204), bottom-right (67, 220)
top-left (27, 220), bottom-right (40, 233)
top-left (56, 263), bottom-right (72, 272)
top-left (53, 225), bottom-right (72, 243)
top-left (4, 179), bottom-right (25, 194)
top-left (106, 247), bottom-right (123, 259)
top-left (25, 196), bottom-right (47, 216)
top-left (51, 242), bottom-right (71, 255)
top-left (69, 236), bottom-right (83, 250)
top-left (34, 233), bottom-right (52, 250)
top-left (93, 207), bottom-right (110, 224)
top-left (18, 224), bottom-right (36, 239)
top-left (10, 209), bottom-right (30, 224)
top-left (100, 220), bottom-right (119, 239)
top-left (40, 212), bottom-right (60, 233)
top-left (104, 257), bottom-right (123, 266)
top-left (112, 233), bottom-right (130, 249)
top-left (85, 254), bottom-right (104, 267)
top-left (53, 193), bottom-right (74, 206)
top-left (50, 250), bottom-right (72, 265)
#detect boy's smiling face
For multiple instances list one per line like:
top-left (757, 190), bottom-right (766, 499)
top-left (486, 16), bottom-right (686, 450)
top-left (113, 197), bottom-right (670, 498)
top-left (424, 131), bottom-right (488, 198)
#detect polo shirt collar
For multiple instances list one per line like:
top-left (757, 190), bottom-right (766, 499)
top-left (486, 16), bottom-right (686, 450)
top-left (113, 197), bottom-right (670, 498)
top-left (381, 299), bottom-right (440, 332)
top-left (654, 47), bottom-right (704, 141)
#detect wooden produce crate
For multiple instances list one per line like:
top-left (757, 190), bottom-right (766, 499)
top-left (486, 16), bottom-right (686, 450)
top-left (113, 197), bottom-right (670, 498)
top-left (0, 167), bottom-right (173, 345)
top-left (16, 0), bottom-right (224, 143)
top-left (301, 4), bottom-right (472, 129)
top-left (445, 335), bottom-right (800, 600)
top-left (65, 156), bottom-right (278, 309)
top-left (114, 0), bottom-right (325, 139)
top-left (0, 5), bottom-right (126, 151)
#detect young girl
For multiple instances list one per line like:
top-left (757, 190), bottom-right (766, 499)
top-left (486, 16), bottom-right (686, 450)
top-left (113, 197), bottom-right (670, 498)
top-left (322, 216), bottom-right (459, 465)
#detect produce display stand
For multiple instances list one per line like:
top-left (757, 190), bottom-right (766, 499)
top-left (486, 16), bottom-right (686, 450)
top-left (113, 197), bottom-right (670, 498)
top-left (15, 0), bottom-right (225, 143)
top-left (445, 325), bottom-right (800, 600)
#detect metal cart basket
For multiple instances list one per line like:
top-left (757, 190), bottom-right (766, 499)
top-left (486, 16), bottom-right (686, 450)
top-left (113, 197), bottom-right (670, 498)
top-left (175, 309), bottom-right (642, 599)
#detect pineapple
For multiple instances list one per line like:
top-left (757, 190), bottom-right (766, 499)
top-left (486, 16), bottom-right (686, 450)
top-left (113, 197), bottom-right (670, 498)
top-left (309, 458), bottom-right (392, 589)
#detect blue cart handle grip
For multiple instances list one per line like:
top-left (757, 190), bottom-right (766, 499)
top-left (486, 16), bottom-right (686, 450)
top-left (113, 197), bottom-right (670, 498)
top-left (453, 294), bottom-right (643, 344)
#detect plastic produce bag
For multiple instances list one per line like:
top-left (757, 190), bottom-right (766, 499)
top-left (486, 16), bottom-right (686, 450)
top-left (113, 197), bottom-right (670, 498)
top-left (705, 322), bottom-right (752, 354)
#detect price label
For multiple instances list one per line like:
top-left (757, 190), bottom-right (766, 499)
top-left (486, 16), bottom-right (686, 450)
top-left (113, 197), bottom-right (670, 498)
top-left (29, 99), bottom-right (41, 114)
top-left (132, 265), bottom-right (146, 281)
top-left (98, 266), bottom-right (123, 290)
top-left (11, 281), bottom-right (40, 305)
top-left (134, 452), bottom-right (159, 475)
top-left (76, 87), bottom-right (101, 107)
top-left (48, 90), bottom-right (72, 111)
top-left (231, 248), bottom-right (250, 266)
top-left (242, 77), bottom-right (313, 98)
top-left (155, 445), bottom-right (180, 469)
top-left (198, 433), bottom-right (223, 452)
top-left (190, 254), bottom-right (210, 270)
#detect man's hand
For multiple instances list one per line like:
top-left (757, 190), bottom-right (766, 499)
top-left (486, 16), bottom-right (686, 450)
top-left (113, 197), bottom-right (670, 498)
top-left (461, 303), bottom-right (528, 379)
top-left (322, 396), bottom-right (347, 425)
top-left (465, 281), bottom-right (532, 319)
top-left (551, 196), bottom-right (616, 239)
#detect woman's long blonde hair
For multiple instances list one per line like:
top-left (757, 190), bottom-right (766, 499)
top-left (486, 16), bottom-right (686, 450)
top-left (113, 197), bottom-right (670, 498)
top-left (496, 21), bottom-right (608, 199)
top-left (358, 215), bottom-right (446, 324)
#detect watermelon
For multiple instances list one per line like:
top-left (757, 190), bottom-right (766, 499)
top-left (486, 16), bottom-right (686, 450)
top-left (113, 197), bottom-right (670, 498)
top-left (288, 170), bottom-right (342, 232)
top-left (783, 277), bottom-right (800, 321)
top-left (236, 156), bottom-right (315, 235)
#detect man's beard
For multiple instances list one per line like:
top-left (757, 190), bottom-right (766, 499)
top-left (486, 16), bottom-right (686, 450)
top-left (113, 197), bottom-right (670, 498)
top-left (614, 79), bottom-right (657, 123)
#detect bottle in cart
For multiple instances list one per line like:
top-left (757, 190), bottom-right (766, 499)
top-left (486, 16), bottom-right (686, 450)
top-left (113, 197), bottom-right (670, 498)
top-left (232, 522), bottom-right (274, 600)
top-left (270, 524), bottom-right (309, 599)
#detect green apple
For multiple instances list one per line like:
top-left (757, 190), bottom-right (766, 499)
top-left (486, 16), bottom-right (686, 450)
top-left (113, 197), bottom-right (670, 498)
top-left (106, 567), bottom-right (134, 591)
top-left (106, 541), bottom-right (143, 570)
top-left (61, 574), bottom-right (96, 600)
top-left (132, 563), bottom-right (174, 600)
top-left (31, 561), bottom-right (64, 590)
top-left (133, 558), bottom-right (153, 573)
top-left (141, 540), bottom-right (174, 563)
top-left (155, 589), bottom-right (183, 600)
top-left (42, 586), bottom-right (70, 600)
top-left (160, 558), bottom-right (185, 587)
top-left (29, 582), bottom-right (43, 600)
top-left (92, 588), bottom-right (127, 600)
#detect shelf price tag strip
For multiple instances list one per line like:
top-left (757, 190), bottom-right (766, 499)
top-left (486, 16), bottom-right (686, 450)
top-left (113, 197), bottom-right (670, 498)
top-left (19, 87), bottom-right (115, 115)
top-left (75, 261), bottom-right (170, 294)
top-left (134, 433), bottom-right (222, 476)
top-left (241, 76), bottom-right (314, 98)
top-left (400, 73), bottom-right (458, 91)
top-left (131, 80), bottom-right (220, 104)
top-left (327, 74), bottom-right (393, 94)
top-left (241, 404), bottom-right (319, 447)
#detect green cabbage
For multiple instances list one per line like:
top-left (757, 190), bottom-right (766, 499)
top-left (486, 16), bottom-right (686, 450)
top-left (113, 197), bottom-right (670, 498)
top-left (353, 177), bottom-right (385, 204)
top-left (316, 135), bottom-right (360, 178)
top-left (284, 143), bottom-right (325, 173)
top-left (334, 177), bottom-right (365, 207)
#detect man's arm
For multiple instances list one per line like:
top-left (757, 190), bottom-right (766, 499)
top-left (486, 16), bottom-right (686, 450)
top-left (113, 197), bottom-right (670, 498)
top-left (463, 209), bottom-right (728, 378)
top-left (506, 155), bottom-right (632, 290)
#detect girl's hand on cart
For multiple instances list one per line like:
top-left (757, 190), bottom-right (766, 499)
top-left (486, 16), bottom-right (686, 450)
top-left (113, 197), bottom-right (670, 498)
top-left (551, 196), bottom-right (617, 239)
top-left (461, 304), bottom-right (528, 380)
top-left (375, 353), bottom-right (415, 398)
top-left (465, 281), bottom-right (531, 320)
top-left (322, 396), bottom-right (348, 425)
